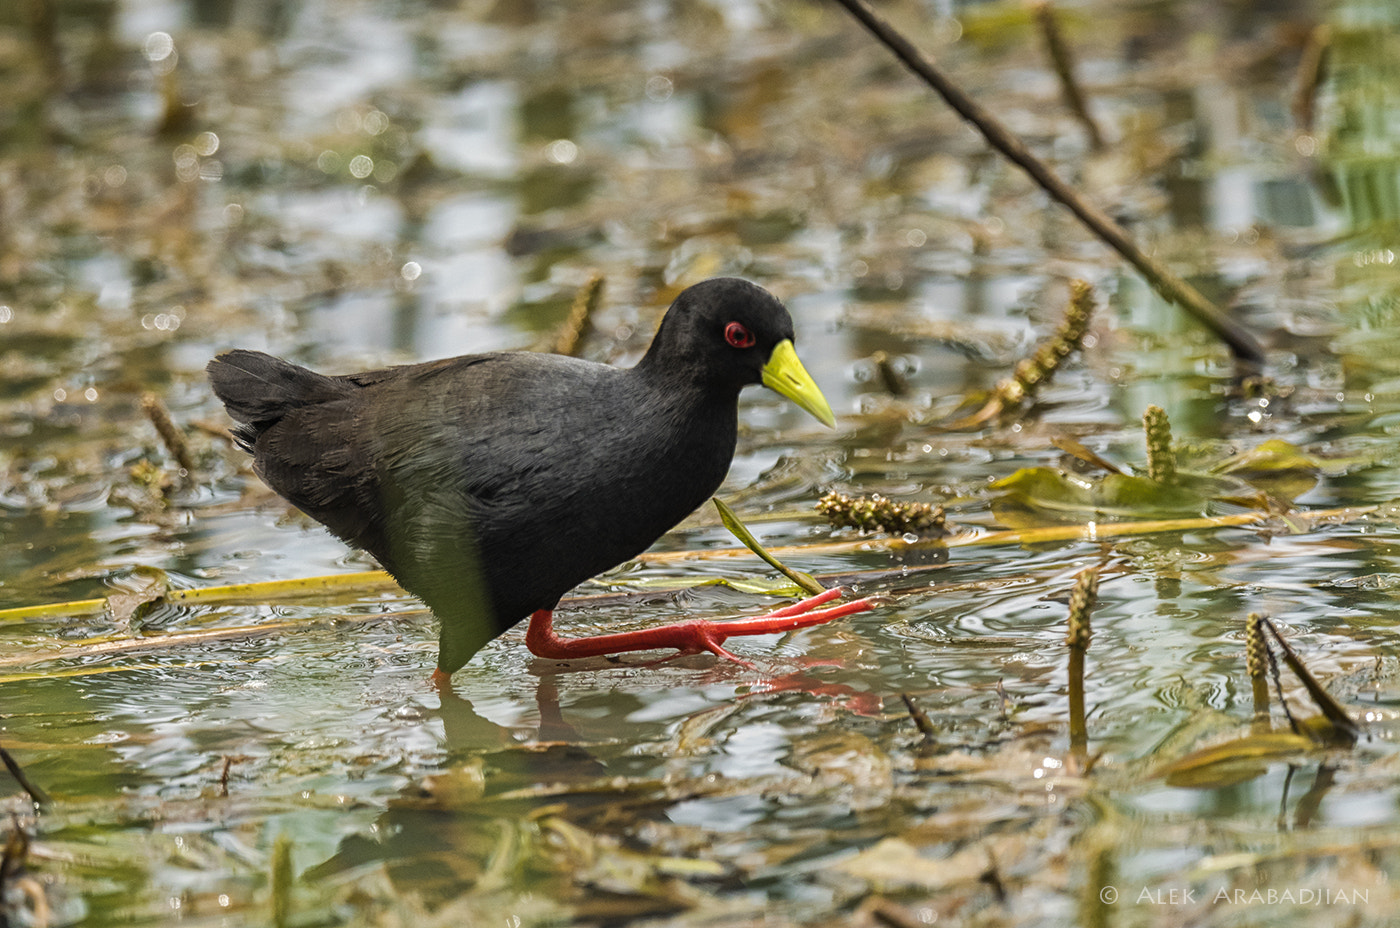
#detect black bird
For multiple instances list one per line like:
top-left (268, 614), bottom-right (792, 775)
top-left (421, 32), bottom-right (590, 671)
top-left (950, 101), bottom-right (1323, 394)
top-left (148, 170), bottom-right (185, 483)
top-left (208, 278), bottom-right (870, 684)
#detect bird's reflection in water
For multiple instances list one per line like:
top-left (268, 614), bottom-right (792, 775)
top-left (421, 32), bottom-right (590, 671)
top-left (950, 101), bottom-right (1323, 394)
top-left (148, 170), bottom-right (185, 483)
top-left (307, 649), bottom-right (884, 912)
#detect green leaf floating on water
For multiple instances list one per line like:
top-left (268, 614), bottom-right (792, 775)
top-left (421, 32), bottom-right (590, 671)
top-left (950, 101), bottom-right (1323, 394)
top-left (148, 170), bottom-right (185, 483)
top-left (1205, 437), bottom-right (1357, 503)
top-left (1209, 438), bottom-right (1328, 476)
top-left (990, 467), bottom-right (1218, 527)
top-left (1155, 732), bottom-right (1317, 789)
top-left (987, 440), bottom-right (1344, 528)
top-left (991, 435), bottom-right (1360, 529)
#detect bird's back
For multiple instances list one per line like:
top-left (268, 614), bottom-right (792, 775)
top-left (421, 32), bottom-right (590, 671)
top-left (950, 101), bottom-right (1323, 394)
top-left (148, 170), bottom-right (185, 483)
top-left (208, 348), bottom-right (739, 635)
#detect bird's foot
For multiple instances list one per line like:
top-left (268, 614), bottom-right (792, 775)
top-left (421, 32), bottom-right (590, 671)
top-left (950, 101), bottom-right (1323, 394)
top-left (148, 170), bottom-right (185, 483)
top-left (525, 587), bottom-right (873, 666)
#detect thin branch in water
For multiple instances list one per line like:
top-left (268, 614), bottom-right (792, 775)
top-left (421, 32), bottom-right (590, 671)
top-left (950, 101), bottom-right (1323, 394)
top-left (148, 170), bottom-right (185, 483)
top-left (900, 693), bottom-right (937, 743)
top-left (1292, 24), bottom-right (1331, 133)
top-left (1258, 616), bottom-right (1359, 743)
top-left (1263, 631), bottom-right (1303, 738)
top-left (0, 745), bottom-right (52, 808)
top-left (1032, 1), bottom-right (1104, 150)
top-left (1245, 612), bottom-right (1271, 728)
top-left (828, 0), bottom-right (1263, 362)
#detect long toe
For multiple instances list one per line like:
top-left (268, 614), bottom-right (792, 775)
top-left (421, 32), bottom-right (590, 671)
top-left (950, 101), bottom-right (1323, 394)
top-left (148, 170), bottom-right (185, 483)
top-left (523, 593), bottom-right (875, 664)
top-left (693, 630), bottom-right (757, 668)
top-left (761, 587), bottom-right (845, 618)
top-left (711, 596), bottom-right (875, 636)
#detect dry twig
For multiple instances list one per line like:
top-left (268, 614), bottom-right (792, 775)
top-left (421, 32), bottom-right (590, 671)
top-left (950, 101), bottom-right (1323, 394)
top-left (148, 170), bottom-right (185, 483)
top-left (830, 0), bottom-right (1263, 362)
top-left (1032, 1), bottom-right (1104, 150)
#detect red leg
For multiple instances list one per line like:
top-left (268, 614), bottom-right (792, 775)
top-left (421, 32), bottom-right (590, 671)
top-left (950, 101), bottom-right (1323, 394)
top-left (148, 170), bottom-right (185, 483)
top-left (525, 587), bottom-right (873, 665)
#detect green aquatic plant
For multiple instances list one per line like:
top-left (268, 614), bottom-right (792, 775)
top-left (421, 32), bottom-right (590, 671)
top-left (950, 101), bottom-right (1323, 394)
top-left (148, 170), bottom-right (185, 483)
top-left (989, 408), bottom-right (1355, 528)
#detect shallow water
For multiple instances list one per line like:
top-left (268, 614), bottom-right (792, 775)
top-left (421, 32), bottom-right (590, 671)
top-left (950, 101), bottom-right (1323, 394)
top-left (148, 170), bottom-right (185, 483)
top-left (4, 0), bottom-right (1400, 924)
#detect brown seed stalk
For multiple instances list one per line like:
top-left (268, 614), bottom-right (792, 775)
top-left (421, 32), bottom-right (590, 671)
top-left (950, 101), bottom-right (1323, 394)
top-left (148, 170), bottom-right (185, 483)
top-left (142, 391), bottom-right (196, 475)
top-left (817, 491), bottom-right (947, 536)
top-left (548, 273), bottom-right (605, 357)
top-left (1066, 568), bottom-right (1098, 755)
top-left (1143, 405), bottom-right (1177, 485)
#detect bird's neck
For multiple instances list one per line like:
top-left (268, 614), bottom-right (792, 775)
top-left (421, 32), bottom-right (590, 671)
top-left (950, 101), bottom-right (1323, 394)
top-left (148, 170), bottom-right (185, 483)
top-left (631, 368), bottom-right (742, 437)
top-left (634, 337), bottom-right (743, 395)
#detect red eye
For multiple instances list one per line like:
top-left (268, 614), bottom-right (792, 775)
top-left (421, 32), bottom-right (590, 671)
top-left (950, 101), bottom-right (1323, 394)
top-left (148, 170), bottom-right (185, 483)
top-left (724, 322), bottom-right (756, 349)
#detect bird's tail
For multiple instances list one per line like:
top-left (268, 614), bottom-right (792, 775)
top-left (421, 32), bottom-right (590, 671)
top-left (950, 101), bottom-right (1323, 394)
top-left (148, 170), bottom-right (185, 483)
top-left (207, 350), bottom-right (350, 450)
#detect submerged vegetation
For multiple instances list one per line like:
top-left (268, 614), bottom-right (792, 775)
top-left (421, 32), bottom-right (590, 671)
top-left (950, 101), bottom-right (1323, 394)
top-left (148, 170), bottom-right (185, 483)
top-left (4, 0), bottom-right (1400, 925)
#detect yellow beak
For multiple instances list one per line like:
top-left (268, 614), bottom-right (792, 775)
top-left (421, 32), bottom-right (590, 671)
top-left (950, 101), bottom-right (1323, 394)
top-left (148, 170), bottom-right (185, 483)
top-left (761, 339), bottom-right (837, 429)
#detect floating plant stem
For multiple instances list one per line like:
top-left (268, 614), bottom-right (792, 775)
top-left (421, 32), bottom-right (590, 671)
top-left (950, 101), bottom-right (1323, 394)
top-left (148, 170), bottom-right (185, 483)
top-left (817, 491), bottom-right (947, 536)
top-left (271, 834), bottom-right (293, 928)
top-left (1066, 567), bottom-right (1098, 756)
top-left (0, 612), bottom-right (423, 672)
top-left (547, 273), bottom-right (605, 357)
top-left (1143, 405), bottom-right (1177, 485)
top-left (0, 662), bottom-right (232, 684)
top-left (0, 598), bottom-right (108, 623)
top-left (2, 505), bottom-right (1383, 640)
top-left (829, 0), bottom-right (1263, 361)
top-left (713, 497), bottom-right (826, 595)
top-left (0, 571), bottom-right (400, 626)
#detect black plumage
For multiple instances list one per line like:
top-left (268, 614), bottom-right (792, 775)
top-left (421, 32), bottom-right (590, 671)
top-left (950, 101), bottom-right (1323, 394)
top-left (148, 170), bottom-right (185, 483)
top-left (209, 277), bottom-right (862, 679)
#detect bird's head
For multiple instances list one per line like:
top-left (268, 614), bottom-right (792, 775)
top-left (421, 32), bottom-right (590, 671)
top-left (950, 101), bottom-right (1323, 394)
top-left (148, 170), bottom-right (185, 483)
top-left (644, 277), bottom-right (836, 428)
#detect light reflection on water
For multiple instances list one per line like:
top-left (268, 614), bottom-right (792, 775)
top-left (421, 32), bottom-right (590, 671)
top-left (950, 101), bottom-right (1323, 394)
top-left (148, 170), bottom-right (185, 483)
top-left (3, 0), bottom-right (1400, 922)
